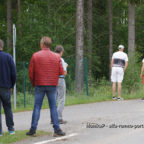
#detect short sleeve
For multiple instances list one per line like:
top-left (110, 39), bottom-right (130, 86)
top-left (112, 53), bottom-right (115, 59)
top-left (142, 59), bottom-right (144, 63)
top-left (61, 58), bottom-right (66, 71)
top-left (125, 54), bottom-right (128, 61)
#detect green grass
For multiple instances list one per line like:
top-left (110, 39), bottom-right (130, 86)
top-left (65, 90), bottom-right (142, 105)
top-left (0, 130), bottom-right (51, 144)
top-left (1, 84), bottom-right (144, 114)
top-left (65, 85), bottom-right (144, 105)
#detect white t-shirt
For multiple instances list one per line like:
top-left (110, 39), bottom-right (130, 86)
top-left (112, 51), bottom-right (128, 67)
top-left (112, 51), bottom-right (128, 61)
top-left (142, 59), bottom-right (144, 63)
top-left (59, 58), bottom-right (66, 78)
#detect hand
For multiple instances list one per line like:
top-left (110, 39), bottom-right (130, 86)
top-left (11, 89), bottom-right (13, 91)
top-left (140, 74), bottom-right (143, 78)
top-left (65, 63), bottom-right (68, 68)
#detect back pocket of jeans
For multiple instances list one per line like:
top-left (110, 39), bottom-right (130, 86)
top-left (34, 88), bottom-right (41, 94)
top-left (1, 90), bottom-right (11, 102)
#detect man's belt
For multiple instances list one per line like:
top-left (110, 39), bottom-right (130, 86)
top-left (59, 77), bottom-right (65, 79)
top-left (113, 66), bottom-right (124, 68)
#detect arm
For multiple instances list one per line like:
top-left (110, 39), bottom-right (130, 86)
top-left (29, 55), bottom-right (35, 87)
top-left (141, 63), bottom-right (144, 78)
top-left (10, 56), bottom-right (17, 88)
top-left (111, 53), bottom-right (114, 71)
top-left (111, 59), bottom-right (114, 71)
top-left (124, 61), bottom-right (128, 72)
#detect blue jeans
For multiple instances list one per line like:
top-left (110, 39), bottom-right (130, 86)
top-left (0, 87), bottom-right (14, 133)
top-left (31, 86), bottom-right (60, 131)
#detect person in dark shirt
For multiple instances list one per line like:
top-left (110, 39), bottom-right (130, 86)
top-left (0, 39), bottom-right (17, 136)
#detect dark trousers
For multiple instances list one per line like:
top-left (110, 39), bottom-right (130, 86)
top-left (0, 87), bottom-right (14, 133)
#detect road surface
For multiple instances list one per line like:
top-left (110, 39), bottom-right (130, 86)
top-left (2, 99), bottom-right (144, 144)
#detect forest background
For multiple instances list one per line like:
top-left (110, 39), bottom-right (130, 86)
top-left (0, 0), bottom-right (144, 105)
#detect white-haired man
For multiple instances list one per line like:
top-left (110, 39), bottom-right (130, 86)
top-left (111, 45), bottom-right (128, 100)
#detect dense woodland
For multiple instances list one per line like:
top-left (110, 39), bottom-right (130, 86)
top-left (0, 0), bottom-right (144, 92)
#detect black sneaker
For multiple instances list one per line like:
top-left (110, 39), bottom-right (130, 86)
top-left (26, 129), bottom-right (37, 137)
top-left (141, 98), bottom-right (144, 101)
top-left (113, 96), bottom-right (116, 100)
top-left (54, 129), bottom-right (66, 137)
top-left (59, 119), bottom-right (67, 124)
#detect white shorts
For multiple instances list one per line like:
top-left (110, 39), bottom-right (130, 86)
top-left (111, 67), bottom-right (124, 83)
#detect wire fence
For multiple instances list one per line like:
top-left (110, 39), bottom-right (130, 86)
top-left (11, 58), bottom-right (89, 109)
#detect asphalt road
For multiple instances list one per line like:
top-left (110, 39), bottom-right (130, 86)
top-left (2, 99), bottom-right (144, 144)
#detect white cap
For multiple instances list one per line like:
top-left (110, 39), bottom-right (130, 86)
top-left (118, 45), bottom-right (124, 49)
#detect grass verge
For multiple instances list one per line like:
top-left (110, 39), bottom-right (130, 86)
top-left (1, 84), bottom-right (144, 114)
top-left (0, 130), bottom-right (51, 144)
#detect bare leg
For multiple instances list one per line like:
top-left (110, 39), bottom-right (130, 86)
top-left (118, 83), bottom-right (122, 98)
top-left (112, 82), bottom-right (116, 97)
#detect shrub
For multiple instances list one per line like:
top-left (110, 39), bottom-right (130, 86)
top-left (122, 53), bottom-right (142, 93)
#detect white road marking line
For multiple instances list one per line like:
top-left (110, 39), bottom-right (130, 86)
top-left (33, 133), bottom-right (78, 144)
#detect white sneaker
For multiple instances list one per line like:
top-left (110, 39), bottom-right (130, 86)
top-left (118, 97), bottom-right (123, 100)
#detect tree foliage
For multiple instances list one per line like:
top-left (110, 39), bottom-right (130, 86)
top-left (0, 0), bottom-right (144, 81)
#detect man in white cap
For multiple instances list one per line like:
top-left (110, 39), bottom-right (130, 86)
top-left (111, 45), bottom-right (128, 100)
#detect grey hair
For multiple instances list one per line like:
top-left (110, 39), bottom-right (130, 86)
top-left (41, 36), bottom-right (52, 47)
top-left (0, 39), bottom-right (4, 49)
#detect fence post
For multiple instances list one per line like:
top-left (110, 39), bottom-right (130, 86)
top-left (84, 57), bottom-right (89, 96)
top-left (23, 62), bottom-right (26, 108)
top-left (13, 24), bottom-right (17, 110)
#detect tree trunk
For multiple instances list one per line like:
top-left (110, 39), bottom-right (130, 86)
top-left (18, 0), bottom-right (22, 38)
top-left (75, 0), bottom-right (84, 93)
top-left (128, 3), bottom-right (135, 57)
top-left (109, 0), bottom-right (113, 80)
top-left (7, 0), bottom-right (12, 51)
top-left (87, 0), bottom-right (92, 72)
top-left (48, 0), bottom-right (50, 34)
